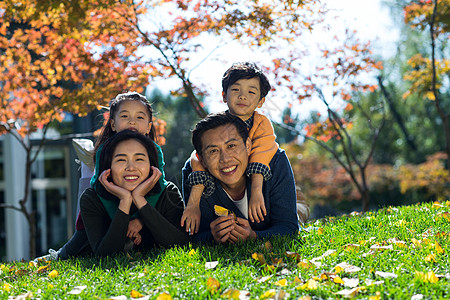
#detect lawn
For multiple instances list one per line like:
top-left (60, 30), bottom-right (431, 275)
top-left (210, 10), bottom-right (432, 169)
top-left (1, 201), bottom-right (449, 299)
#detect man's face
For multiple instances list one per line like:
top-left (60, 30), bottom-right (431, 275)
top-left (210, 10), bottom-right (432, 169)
top-left (223, 78), bottom-right (265, 121)
top-left (199, 124), bottom-right (251, 194)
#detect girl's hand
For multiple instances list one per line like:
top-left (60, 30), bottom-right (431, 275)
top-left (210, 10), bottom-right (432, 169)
top-left (132, 166), bottom-right (162, 209)
top-left (133, 233), bottom-right (142, 245)
top-left (127, 219), bottom-right (144, 242)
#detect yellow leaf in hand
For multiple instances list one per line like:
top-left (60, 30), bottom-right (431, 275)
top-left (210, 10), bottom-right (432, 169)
top-left (130, 290), bottom-right (143, 298)
top-left (156, 292), bottom-right (172, 300)
top-left (214, 205), bottom-right (236, 219)
top-left (48, 270), bottom-right (58, 278)
top-left (206, 277), bottom-right (220, 293)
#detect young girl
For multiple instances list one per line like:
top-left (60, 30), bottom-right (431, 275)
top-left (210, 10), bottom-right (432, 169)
top-left (35, 92), bottom-right (173, 260)
top-left (81, 130), bottom-right (189, 256)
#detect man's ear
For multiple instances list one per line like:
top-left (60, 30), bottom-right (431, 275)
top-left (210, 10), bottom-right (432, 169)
top-left (245, 137), bottom-right (252, 155)
top-left (222, 91), bottom-right (227, 103)
top-left (257, 97), bottom-right (265, 108)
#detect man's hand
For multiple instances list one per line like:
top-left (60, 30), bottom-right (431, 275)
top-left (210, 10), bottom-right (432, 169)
top-left (228, 217), bottom-right (257, 244)
top-left (127, 219), bottom-right (144, 244)
top-left (180, 204), bottom-right (201, 235)
top-left (210, 216), bottom-right (235, 243)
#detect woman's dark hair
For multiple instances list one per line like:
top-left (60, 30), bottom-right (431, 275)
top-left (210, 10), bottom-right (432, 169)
top-left (94, 130), bottom-right (161, 202)
top-left (192, 112), bottom-right (249, 157)
top-left (98, 129), bottom-right (159, 177)
top-left (94, 91), bottom-right (156, 155)
top-left (222, 62), bottom-right (271, 99)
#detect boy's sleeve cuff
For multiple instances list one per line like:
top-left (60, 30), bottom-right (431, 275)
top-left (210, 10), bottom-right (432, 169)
top-left (187, 171), bottom-right (216, 197)
top-left (246, 162), bottom-right (272, 181)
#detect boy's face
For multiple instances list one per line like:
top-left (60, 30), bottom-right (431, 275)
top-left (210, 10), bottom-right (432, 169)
top-left (223, 78), bottom-right (265, 121)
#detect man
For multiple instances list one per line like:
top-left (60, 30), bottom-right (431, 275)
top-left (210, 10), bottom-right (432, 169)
top-left (182, 112), bottom-right (299, 243)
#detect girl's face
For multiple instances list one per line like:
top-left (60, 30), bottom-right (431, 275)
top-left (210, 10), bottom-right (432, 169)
top-left (111, 100), bottom-right (152, 135)
top-left (110, 139), bottom-right (151, 191)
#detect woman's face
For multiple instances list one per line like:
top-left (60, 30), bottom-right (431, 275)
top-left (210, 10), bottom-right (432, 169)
top-left (110, 139), bottom-right (151, 191)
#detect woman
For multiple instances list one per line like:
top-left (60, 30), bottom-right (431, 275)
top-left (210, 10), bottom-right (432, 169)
top-left (80, 130), bottom-right (190, 256)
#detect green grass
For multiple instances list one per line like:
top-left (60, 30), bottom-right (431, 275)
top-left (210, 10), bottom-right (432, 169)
top-left (1, 201), bottom-right (450, 299)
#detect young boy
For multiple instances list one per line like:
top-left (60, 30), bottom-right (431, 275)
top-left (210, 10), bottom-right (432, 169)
top-left (181, 61), bottom-right (278, 234)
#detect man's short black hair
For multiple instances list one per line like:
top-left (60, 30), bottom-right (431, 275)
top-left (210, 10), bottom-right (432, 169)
top-left (192, 112), bottom-right (249, 157)
top-left (222, 61), bottom-right (271, 99)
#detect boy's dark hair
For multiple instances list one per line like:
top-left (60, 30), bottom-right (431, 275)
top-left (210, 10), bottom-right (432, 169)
top-left (192, 112), bottom-right (249, 156)
top-left (222, 62), bottom-right (271, 99)
top-left (94, 91), bottom-right (156, 154)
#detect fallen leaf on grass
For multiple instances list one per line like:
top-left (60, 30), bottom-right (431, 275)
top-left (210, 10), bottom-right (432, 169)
top-left (68, 285), bottom-right (87, 295)
top-left (387, 238), bottom-right (407, 248)
top-left (298, 260), bottom-right (316, 269)
top-left (221, 288), bottom-right (250, 299)
top-left (130, 290), bottom-right (143, 298)
top-left (260, 289), bottom-right (276, 299)
top-left (375, 271), bottom-right (397, 278)
top-left (297, 297), bottom-right (311, 300)
top-left (368, 291), bottom-right (381, 300)
top-left (343, 244), bottom-right (360, 252)
top-left (37, 265), bottom-right (50, 274)
top-left (334, 287), bottom-right (363, 298)
top-left (285, 251), bottom-right (301, 262)
top-left (48, 270), bottom-right (58, 278)
top-left (257, 275), bottom-right (273, 283)
top-left (252, 252), bottom-right (266, 265)
top-left (424, 253), bottom-right (436, 262)
top-left (156, 292), bottom-right (172, 300)
top-left (370, 244), bottom-right (393, 251)
top-left (334, 262), bottom-right (362, 274)
top-left (206, 277), bottom-right (220, 293)
top-left (299, 279), bottom-right (318, 291)
top-left (333, 276), bottom-right (345, 284)
top-left (343, 278), bottom-right (359, 288)
top-left (274, 279), bottom-right (287, 287)
top-left (2, 282), bottom-right (12, 292)
top-left (264, 241), bottom-right (273, 251)
top-left (415, 271), bottom-right (439, 283)
top-left (188, 249), bottom-right (196, 256)
top-left (15, 269), bottom-right (29, 276)
top-left (435, 212), bottom-right (450, 222)
top-left (364, 279), bottom-right (384, 286)
top-left (205, 261), bottom-right (219, 269)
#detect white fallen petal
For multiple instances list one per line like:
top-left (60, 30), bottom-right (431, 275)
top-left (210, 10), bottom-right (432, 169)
top-left (375, 271), bottom-right (398, 278)
top-left (109, 296), bottom-right (127, 300)
top-left (343, 278), bottom-right (359, 288)
top-left (68, 285), bottom-right (87, 295)
top-left (205, 261), bottom-right (219, 270)
top-left (411, 294), bottom-right (424, 300)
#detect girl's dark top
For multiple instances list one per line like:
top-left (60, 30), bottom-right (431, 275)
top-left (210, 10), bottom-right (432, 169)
top-left (80, 181), bottom-right (191, 257)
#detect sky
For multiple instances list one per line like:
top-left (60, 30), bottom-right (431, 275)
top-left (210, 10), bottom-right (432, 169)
top-left (147, 0), bottom-right (400, 122)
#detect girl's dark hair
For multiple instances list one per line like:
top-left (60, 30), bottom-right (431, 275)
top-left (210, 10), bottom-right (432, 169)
top-left (95, 130), bottom-right (160, 201)
top-left (94, 91), bottom-right (156, 155)
top-left (222, 62), bottom-right (271, 99)
top-left (192, 112), bottom-right (249, 157)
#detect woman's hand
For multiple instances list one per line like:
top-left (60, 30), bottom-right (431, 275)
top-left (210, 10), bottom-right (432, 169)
top-left (99, 169), bottom-right (132, 213)
top-left (132, 166), bottom-right (162, 209)
top-left (127, 219), bottom-right (144, 245)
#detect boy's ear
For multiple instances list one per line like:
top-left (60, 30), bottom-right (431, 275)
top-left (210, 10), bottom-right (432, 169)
top-left (257, 97), bottom-right (266, 108)
top-left (222, 91), bottom-right (227, 103)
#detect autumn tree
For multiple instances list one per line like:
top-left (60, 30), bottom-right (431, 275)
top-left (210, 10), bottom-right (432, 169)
top-left (402, 0), bottom-right (450, 169)
top-left (0, 1), bottom-right (150, 259)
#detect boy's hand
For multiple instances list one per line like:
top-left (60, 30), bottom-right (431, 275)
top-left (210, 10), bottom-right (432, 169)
top-left (133, 233), bottom-right (142, 245)
top-left (248, 190), bottom-right (266, 223)
top-left (127, 218), bottom-right (143, 241)
top-left (180, 185), bottom-right (204, 234)
top-left (180, 205), bottom-right (201, 235)
top-left (190, 150), bottom-right (205, 171)
top-left (249, 173), bottom-right (266, 223)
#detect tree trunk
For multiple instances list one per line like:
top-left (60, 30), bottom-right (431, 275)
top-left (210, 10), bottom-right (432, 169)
top-left (29, 211), bottom-right (36, 259)
top-left (361, 188), bottom-right (370, 212)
